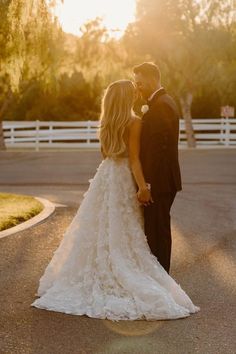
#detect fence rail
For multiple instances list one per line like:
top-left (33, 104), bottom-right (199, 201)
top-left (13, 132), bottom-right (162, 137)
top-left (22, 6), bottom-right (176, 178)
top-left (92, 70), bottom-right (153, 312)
top-left (3, 118), bottom-right (236, 150)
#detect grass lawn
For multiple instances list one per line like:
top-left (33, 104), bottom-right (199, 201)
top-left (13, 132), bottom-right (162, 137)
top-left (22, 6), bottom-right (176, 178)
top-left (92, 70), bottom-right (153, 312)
top-left (0, 193), bottom-right (44, 231)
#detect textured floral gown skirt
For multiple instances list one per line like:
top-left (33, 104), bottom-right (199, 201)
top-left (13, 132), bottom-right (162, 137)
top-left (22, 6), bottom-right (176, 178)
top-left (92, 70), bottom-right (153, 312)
top-left (31, 157), bottom-right (200, 321)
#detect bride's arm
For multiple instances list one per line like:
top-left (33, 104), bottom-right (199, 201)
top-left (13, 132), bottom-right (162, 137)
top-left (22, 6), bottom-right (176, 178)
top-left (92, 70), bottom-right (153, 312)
top-left (128, 117), bottom-right (153, 204)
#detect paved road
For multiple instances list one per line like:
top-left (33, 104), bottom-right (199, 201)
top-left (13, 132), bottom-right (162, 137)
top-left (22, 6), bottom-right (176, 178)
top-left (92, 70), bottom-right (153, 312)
top-left (0, 149), bottom-right (236, 354)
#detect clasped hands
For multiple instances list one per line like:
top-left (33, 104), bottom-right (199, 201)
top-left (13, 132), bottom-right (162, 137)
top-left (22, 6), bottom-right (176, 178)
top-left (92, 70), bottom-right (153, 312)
top-left (137, 184), bottom-right (154, 207)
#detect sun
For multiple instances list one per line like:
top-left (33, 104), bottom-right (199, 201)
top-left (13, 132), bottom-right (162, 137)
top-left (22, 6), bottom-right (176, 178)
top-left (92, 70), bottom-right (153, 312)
top-left (55, 0), bottom-right (136, 38)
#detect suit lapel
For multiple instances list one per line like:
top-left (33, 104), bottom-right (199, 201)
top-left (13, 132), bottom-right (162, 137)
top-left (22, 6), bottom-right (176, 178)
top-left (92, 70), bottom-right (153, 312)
top-left (142, 88), bottom-right (166, 122)
top-left (148, 88), bottom-right (166, 107)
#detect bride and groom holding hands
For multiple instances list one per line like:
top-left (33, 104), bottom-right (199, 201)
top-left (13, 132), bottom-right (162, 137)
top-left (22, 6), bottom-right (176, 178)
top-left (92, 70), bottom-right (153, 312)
top-left (31, 62), bottom-right (200, 321)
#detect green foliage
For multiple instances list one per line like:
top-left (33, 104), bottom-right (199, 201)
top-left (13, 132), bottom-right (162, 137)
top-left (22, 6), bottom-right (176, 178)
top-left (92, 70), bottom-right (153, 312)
top-left (0, 0), bottom-right (65, 131)
top-left (124, 0), bottom-right (236, 116)
top-left (74, 18), bottom-right (132, 87)
top-left (0, 0), bottom-right (64, 90)
top-left (1, 0), bottom-right (235, 122)
top-left (3, 17), bottom-right (132, 121)
top-left (6, 71), bottom-right (101, 121)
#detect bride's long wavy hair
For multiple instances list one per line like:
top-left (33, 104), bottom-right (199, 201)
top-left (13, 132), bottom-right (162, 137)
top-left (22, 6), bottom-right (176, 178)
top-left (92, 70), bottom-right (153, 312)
top-left (98, 80), bottom-right (136, 158)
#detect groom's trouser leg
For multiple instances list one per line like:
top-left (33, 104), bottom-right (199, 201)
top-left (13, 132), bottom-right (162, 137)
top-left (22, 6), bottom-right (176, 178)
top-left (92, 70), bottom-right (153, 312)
top-left (143, 192), bottom-right (176, 274)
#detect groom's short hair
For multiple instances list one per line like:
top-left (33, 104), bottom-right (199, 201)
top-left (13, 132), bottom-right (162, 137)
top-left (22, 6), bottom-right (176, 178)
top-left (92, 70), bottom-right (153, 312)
top-left (133, 62), bottom-right (161, 82)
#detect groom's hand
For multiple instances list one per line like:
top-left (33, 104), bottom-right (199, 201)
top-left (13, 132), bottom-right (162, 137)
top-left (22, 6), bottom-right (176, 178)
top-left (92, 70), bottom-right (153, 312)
top-left (137, 188), bottom-right (154, 206)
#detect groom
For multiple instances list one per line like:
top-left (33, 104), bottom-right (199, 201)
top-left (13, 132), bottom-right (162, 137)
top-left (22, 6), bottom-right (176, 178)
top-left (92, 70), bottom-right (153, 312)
top-left (133, 62), bottom-right (182, 274)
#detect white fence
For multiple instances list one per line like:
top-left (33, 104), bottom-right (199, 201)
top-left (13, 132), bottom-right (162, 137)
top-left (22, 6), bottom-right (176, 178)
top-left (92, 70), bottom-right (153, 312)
top-left (2, 118), bottom-right (236, 150)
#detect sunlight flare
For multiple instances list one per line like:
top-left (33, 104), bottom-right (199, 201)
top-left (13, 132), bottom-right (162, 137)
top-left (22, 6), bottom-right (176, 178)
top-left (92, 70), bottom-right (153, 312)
top-left (55, 0), bottom-right (136, 38)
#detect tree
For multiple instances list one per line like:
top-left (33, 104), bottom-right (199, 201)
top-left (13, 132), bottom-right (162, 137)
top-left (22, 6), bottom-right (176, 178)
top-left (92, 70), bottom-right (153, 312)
top-left (125, 0), bottom-right (236, 147)
top-left (0, 0), bottom-right (64, 149)
top-left (74, 18), bottom-right (131, 92)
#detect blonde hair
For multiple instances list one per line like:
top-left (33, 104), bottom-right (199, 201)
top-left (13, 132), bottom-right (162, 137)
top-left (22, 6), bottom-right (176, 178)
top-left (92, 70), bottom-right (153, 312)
top-left (99, 79), bottom-right (135, 158)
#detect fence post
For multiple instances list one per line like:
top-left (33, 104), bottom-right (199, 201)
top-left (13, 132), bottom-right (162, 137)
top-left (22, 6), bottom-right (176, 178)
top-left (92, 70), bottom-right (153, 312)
top-left (10, 126), bottom-right (14, 145)
top-left (225, 117), bottom-right (230, 146)
top-left (87, 120), bottom-right (91, 146)
top-left (35, 120), bottom-right (39, 151)
top-left (49, 121), bottom-right (53, 145)
top-left (220, 117), bottom-right (224, 144)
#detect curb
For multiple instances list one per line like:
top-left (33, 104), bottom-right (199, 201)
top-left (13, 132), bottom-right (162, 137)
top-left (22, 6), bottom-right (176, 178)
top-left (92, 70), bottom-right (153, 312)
top-left (0, 197), bottom-right (57, 239)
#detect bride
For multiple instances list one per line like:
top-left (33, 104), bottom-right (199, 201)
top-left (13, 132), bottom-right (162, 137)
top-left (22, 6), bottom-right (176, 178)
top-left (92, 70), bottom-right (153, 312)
top-left (31, 80), bottom-right (200, 321)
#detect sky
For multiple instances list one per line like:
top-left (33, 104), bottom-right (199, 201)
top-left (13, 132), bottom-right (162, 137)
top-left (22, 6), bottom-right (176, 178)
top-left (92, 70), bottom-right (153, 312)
top-left (55, 0), bottom-right (136, 38)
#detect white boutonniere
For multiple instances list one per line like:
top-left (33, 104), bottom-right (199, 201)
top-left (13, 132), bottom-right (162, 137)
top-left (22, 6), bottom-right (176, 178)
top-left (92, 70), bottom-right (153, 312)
top-left (141, 104), bottom-right (149, 114)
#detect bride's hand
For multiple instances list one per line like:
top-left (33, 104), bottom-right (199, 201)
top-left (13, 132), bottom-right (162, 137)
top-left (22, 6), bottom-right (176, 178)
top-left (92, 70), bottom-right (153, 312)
top-left (137, 187), bottom-right (154, 206)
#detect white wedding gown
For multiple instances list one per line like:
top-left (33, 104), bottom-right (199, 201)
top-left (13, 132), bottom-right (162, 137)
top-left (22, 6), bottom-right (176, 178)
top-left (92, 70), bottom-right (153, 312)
top-left (31, 157), bottom-right (200, 321)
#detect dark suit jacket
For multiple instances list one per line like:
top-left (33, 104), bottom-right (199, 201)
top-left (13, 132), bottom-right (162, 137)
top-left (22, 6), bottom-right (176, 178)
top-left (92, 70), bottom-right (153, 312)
top-left (140, 88), bottom-right (182, 195)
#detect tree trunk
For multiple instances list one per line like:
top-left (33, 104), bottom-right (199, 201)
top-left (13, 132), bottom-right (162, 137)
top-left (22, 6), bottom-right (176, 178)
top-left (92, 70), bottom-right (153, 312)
top-left (0, 120), bottom-right (6, 150)
top-left (180, 92), bottom-right (196, 148)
